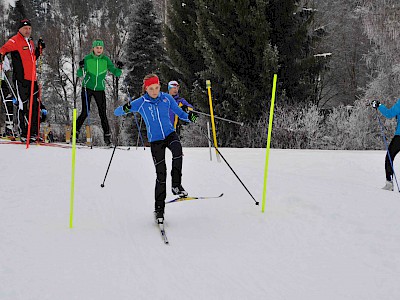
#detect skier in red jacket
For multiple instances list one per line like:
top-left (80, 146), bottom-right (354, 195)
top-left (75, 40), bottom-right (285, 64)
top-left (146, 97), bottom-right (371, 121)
top-left (0, 19), bottom-right (46, 142)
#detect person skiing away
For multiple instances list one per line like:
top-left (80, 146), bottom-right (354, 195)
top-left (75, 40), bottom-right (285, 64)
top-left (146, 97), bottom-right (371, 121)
top-left (114, 74), bottom-right (198, 223)
top-left (0, 55), bottom-right (16, 140)
top-left (76, 39), bottom-right (123, 146)
top-left (0, 19), bottom-right (46, 142)
top-left (167, 80), bottom-right (194, 137)
top-left (372, 99), bottom-right (400, 191)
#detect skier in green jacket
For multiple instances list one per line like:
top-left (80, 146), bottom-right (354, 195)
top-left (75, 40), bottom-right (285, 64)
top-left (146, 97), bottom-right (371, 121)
top-left (76, 39), bottom-right (123, 145)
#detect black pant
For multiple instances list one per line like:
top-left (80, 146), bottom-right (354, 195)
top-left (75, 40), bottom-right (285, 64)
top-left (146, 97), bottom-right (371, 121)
top-left (16, 79), bottom-right (39, 137)
top-left (385, 135), bottom-right (400, 181)
top-left (76, 88), bottom-right (110, 135)
top-left (150, 132), bottom-right (183, 210)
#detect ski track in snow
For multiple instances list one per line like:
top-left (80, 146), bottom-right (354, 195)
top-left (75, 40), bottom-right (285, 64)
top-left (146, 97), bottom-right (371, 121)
top-left (0, 144), bottom-right (399, 299)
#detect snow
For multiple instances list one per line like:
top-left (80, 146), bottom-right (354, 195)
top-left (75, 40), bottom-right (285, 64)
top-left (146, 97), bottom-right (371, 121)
top-left (1, 144), bottom-right (400, 299)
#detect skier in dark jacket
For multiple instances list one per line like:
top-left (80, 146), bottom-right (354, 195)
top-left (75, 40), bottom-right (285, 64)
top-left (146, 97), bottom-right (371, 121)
top-left (0, 19), bottom-right (46, 142)
top-left (76, 39), bottom-right (123, 145)
top-left (114, 74), bottom-right (198, 223)
top-left (167, 80), bottom-right (194, 137)
top-left (372, 99), bottom-right (400, 191)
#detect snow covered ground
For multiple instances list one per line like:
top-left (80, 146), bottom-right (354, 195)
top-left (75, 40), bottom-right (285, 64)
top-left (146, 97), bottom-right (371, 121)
top-left (1, 143), bottom-right (399, 299)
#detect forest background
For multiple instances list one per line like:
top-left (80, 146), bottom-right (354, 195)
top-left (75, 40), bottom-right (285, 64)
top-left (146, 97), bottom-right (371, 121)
top-left (0, 0), bottom-right (397, 149)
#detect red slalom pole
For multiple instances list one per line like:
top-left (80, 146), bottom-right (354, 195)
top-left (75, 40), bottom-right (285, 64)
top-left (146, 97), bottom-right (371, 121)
top-left (36, 43), bottom-right (43, 142)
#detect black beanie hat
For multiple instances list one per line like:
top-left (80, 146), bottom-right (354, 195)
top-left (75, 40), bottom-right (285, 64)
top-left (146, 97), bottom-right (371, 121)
top-left (18, 19), bottom-right (31, 29)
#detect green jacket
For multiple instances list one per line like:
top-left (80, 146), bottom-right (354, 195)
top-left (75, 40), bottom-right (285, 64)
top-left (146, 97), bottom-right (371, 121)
top-left (77, 52), bottom-right (122, 91)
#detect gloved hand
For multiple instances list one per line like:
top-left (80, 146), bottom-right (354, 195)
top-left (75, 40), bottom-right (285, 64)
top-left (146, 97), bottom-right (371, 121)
top-left (79, 60), bottom-right (84, 68)
top-left (181, 105), bottom-right (189, 113)
top-left (12, 98), bottom-right (18, 105)
top-left (116, 61), bottom-right (124, 69)
top-left (41, 109), bottom-right (47, 116)
top-left (123, 102), bottom-right (131, 113)
top-left (371, 100), bottom-right (380, 109)
top-left (38, 38), bottom-right (46, 49)
top-left (188, 111), bottom-right (198, 123)
top-left (40, 109), bottom-right (47, 122)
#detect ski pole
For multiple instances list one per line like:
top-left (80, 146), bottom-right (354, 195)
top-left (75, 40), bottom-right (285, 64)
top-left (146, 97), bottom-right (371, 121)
top-left (123, 82), bottom-right (145, 149)
top-left (101, 116), bottom-right (127, 188)
top-left (197, 125), bottom-right (259, 205)
top-left (376, 112), bottom-right (400, 192)
top-left (191, 109), bottom-right (244, 126)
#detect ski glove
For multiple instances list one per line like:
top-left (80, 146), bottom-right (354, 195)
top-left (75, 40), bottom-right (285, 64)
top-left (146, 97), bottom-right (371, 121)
top-left (12, 98), bottom-right (18, 105)
top-left (181, 105), bottom-right (189, 113)
top-left (79, 60), bottom-right (84, 68)
top-left (116, 61), bottom-right (124, 69)
top-left (41, 109), bottom-right (48, 116)
top-left (188, 111), bottom-right (198, 123)
top-left (38, 38), bottom-right (45, 49)
top-left (371, 100), bottom-right (380, 109)
top-left (123, 102), bottom-right (131, 113)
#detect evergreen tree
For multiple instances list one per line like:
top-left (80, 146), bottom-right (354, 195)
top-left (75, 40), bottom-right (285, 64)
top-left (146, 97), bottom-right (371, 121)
top-left (195, 0), bottom-right (278, 145)
top-left (267, 0), bottom-right (322, 104)
top-left (124, 0), bottom-right (165, 98)
top-left (162, 0), bottom-right (205, 95)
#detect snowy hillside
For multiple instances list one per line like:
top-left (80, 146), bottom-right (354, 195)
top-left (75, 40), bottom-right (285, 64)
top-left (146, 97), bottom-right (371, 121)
top-left (1, 144), bottom-right (399, 299)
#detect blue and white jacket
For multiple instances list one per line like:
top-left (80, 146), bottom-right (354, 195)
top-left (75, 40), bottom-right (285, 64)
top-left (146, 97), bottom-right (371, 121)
top-left (114, 92), bottom-right (190, 142)
top-left (378, 99), bottom-right (400, 136)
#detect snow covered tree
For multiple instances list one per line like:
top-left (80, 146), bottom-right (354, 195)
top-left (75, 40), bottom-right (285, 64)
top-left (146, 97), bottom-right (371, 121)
top-left (313, 0), bottom-right (370, 107)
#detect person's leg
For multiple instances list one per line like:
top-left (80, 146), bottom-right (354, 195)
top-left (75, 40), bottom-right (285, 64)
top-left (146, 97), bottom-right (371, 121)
top-left (150, 140), bottom-right (167, 213)
top-left (29, 81), bottom-right (39, 137)
top-left (385, 135), bottom-right (400, 181)
top-left (15, 80), bottom-right (28, 138)
top-left (93, 90), bottom-right (111, 144)
top-left (166, 132), bottom-right (183, 189)
top-left (76, 88), bottom-right (91, 133)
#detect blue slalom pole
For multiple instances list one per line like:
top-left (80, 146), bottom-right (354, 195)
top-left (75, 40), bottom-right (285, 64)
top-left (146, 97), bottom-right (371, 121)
top-left (376, 113), bottom-right (400, 192)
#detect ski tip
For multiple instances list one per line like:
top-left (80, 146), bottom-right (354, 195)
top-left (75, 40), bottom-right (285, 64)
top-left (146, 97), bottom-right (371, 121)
top-left (219, 193), bottom-right (224, 197)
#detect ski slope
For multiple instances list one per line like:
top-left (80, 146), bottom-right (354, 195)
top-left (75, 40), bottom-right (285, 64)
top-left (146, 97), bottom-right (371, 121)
top-left (0, 144), bottom-right (399, 299)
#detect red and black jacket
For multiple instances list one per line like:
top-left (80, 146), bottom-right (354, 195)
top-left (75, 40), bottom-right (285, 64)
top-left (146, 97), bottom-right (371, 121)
top-left (0, 32), bottom-right (41, 82)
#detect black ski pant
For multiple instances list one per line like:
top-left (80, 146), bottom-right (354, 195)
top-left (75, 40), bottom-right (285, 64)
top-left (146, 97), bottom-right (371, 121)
top-left (385, 135), bottom-right (400, 181)
top-left (150, 132), bottom-right (183, 211)
top-left (16, 79), bottom-right (39, 137)
top-left (76, 88), bottom-right (110, 136)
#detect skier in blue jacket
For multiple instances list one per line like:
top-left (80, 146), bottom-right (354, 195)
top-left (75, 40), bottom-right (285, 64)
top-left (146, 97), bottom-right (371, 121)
top-left (167, 80), bottom-right (193, 137)
top-left (115, 74), bottom-right (198, 223)
top-left (372, 99), bottom-right (400, 191)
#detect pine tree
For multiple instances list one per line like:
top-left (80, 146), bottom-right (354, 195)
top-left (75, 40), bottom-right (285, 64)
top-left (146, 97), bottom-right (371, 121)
top-left (195, 0), bottom-right (278, 145)
top-left (267, 0), bottom-right (321, 104)
top-left (162, 0), bottom-right (205, 94)
top-left (124, 0), bottom-right (165, 98)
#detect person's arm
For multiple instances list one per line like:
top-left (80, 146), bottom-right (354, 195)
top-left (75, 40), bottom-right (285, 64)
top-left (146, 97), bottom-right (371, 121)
top-left (114, 97), bottom-right (143, 116)
top-left (0, 37), bottom-right (19, 58)
top-left (106, 56), bottom-right (122, 77)
top-left (168, 95), bottom-right (190, 122)
top-left (378, 99), bottom-right (400, 119)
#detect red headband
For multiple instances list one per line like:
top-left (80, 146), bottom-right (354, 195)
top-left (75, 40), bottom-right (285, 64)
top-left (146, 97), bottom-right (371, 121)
top-left (144, 76), bottom-right (160, 89)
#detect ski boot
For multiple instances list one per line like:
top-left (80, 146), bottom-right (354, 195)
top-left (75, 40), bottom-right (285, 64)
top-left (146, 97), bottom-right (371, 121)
top-left (382, 180), bottom-right (394, 191)
top-left (154, 208), bottom-right (164, 224)
top-left (172, 185), bottom-right (188, 197)
top-left (104, 133), bottom-right (112, 146)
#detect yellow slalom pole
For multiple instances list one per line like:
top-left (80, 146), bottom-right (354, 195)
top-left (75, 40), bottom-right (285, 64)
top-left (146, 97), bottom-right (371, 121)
top-left (206, 80), bottom-right (220, 161)
top-left (69, 109), bottom-right (77, 228)
top-left (262, 74), bottom-right (278, 213)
